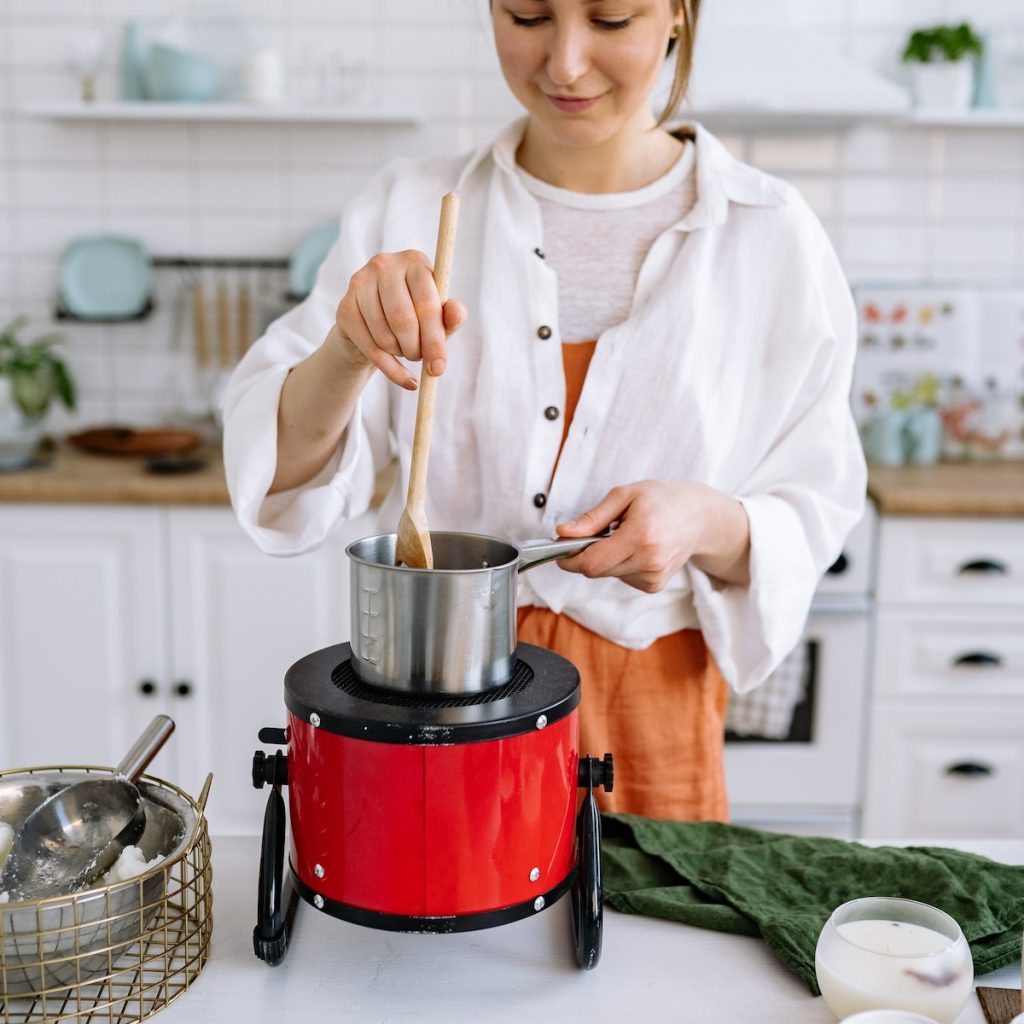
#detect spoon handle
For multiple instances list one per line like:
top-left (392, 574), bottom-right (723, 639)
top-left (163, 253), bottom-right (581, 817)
top-left (404, 192), bottom-right (459, 515)
top-left (116, 715), bottom-right (176, 782)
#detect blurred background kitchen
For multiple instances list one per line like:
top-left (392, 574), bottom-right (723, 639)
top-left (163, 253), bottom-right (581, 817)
top-left (0, 0), bottom-right (1022, 841)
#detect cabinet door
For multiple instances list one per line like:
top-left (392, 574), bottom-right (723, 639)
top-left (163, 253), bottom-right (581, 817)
top-left (862, 702), bottom-right (1024, 839)
top-left (166, 508), bottom-right (373, 835)
top-left (876, 518), bottom-right (1024, 605)
top-left (873, 609), bottom-right (1024, 698)
top-left (0, 505), bottom-right (170, 777)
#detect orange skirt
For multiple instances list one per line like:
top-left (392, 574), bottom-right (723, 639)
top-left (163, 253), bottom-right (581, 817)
top-left (517, 607), bottom-right (730, 822)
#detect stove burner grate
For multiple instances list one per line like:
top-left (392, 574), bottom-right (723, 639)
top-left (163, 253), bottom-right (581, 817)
top-left (331, 658), bottom-right (534, 709)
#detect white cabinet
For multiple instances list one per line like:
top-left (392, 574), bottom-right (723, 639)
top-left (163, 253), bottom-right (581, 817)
top-left (0, 503), bottom-right (372, 837)
top-left (0, 506), bottom-right (167, 775)
top-left (863, 516), bottom-right (1024, 838)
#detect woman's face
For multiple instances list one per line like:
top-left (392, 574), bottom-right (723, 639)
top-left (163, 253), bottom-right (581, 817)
top-left (492, 0), bottom-right (679, 151)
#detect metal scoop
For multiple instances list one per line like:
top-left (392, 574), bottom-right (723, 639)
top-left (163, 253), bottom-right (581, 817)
top-left (0, 715), bottom-right (175, 901)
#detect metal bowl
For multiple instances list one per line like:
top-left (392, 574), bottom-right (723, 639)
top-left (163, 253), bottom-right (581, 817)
top-left (0, 769), bottom-right (196, 997)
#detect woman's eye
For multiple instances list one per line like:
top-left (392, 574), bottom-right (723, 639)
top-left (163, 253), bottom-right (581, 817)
top-left (509, 14), bottom-right (549, 26)
top-left (593, 18), bottom-right (633, 30)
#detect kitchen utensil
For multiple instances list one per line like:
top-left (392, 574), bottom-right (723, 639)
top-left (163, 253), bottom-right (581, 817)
top-left (217, 279), bottom-right (232, 368)
top-left (0, 716), bottom-right (175, 901)
top-left (252, 638), bottom-right (612, 968)
top-left (146, 451), bottom-right (207, 474)
top-left (288, 220), bottom-right (341, 300)
top-left (977, 988), bottom-right (1024, 1024)
top-left (394, 192), bottom-right (459, 570)
top-left (68, 426), bottom-right (202, 456)
top-left (348, 529), bottom-right (608, 693)
top-left (238, 279), bottom-right (254, 354)
top-left (145, 42), bottom-right (220, 102)
top-left (58, 235), bottom-right (151, 320)
top-left (193, 280), bottom-right (212, 369)
top-left (0, 766), bottom-right (210, 1003)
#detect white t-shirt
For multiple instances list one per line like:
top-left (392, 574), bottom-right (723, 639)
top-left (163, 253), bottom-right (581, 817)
top-left (516, 142), bottom-right (697, 343)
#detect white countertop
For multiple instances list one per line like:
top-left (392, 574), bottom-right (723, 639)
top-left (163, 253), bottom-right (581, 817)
top-left (158, 837), bottom-right (1024, 1024)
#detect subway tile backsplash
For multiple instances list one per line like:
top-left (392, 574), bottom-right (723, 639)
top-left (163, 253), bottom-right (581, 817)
top-left (0, 0), bottom-right (1023, 429)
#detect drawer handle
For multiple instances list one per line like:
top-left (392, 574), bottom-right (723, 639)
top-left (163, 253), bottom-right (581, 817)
top-left (952, 652), bottom-right (1004, 669)
top-left (945, 761), bottom-right (994, 778)
top-left (956, 559), bottom-right (1009, 576)
top-left (826, 553), bottom-right (849, 576)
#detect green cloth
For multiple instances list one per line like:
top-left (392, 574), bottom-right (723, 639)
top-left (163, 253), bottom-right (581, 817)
top-left (601, 814), bottom-right (1024, 995)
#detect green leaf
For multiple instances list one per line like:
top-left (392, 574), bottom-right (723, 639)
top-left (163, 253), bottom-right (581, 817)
top-left (52, 360), bottom-right (76, 410)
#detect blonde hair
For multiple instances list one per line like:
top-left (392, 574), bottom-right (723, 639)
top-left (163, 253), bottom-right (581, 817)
top-left (656, 0), bottom-right (701, 128)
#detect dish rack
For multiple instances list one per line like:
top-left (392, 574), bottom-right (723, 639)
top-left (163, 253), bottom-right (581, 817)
top-left (0, 767), bottom-right (212, 1024)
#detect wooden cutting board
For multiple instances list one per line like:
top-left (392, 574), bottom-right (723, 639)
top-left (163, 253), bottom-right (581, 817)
top-left (977, 986), bottom-right (1023, 1024)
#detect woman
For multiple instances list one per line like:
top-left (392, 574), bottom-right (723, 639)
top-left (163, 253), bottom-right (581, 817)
top-left (223, 0), bottom-right (866, 821)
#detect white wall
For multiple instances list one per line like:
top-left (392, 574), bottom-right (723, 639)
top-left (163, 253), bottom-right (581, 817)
top-left (0, 0), bottom-right (1022, 429)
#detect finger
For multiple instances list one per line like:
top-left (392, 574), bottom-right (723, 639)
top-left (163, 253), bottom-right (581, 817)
top-left (557, 486), bottom-right (635, 537)
top-left (443, 299), bottom-right (468, 335)
top-left (406, 261), bottom-right (447, 375)
top-left (558, 533), bottom-right (637, 578)
top-left (341, 315), bottom-right (417, 391)
top-left (378, 257), bottom-right (427, 361)
top-left (354, 285), bottom-right (401, 357)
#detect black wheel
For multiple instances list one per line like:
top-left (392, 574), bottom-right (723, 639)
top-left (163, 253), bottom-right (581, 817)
top-left (571, 790), bottom-right (603, 969)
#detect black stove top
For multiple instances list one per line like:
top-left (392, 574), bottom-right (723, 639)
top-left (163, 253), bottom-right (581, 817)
top-left (284, 642), bottom-right (580, 745)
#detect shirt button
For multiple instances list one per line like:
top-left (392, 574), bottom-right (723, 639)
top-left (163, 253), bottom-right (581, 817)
top-left (537, 325), bottom-right (552, 340)
top-left (544, 406), bottom-right (560, 421)
top-left (533, 492), bottom-right (547, 509)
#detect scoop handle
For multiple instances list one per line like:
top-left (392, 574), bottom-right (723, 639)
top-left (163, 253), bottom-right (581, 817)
top-left (116, 715), bottom-right (176, 782)
top-left (517, 529), bottom-right (613, 574)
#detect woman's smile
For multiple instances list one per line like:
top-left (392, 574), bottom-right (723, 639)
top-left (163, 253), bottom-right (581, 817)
top-left (546, 93), bottom-right (605, 113)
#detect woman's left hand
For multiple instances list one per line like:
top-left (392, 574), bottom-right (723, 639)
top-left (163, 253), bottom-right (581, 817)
top-left (555, 480), bottom-right (751, 591)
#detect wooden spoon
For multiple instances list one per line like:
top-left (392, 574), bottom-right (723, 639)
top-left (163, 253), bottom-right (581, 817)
top-left (394, 191), bottom-right (460, 569)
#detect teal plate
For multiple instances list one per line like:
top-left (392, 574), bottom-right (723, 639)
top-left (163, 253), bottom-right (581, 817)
top-left (59, 236), bottom-right (152, 320)
top-left (289, 220), bottom-right (340, 300)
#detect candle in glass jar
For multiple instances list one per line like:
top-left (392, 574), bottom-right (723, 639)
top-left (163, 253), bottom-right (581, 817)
top-left (815, 899), bottom-right (973, 1024)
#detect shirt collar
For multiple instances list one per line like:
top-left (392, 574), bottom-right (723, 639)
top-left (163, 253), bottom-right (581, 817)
top-left (458, 116), bottom-right (787, 232)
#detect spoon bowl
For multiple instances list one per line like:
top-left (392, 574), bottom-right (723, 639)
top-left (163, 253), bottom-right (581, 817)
top-left (0, 716), bottom-right (174, 901)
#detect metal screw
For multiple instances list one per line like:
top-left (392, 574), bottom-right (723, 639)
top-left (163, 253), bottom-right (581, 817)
top-left (535, 715), bottom-right (548, 730)
top-left (533, 896), bottom-right (545, 911)
top-left (310, 712), bottom-right (321, 727)
top-left (529, 867), bottom-right (540, 882)
top-left (313, 894), bottom-right (325, 909)
top-left (314, 864), bottom-right (325, 878)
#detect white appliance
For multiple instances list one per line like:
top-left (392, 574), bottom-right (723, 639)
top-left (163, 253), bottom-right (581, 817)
top-left (724, 503), bottom-right (877, 838)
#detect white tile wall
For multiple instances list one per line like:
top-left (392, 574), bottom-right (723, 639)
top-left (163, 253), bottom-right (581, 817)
top-left (0, 0), bottom-right (1022, 427)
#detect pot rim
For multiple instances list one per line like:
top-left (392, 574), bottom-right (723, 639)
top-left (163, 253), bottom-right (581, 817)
top-left (345, 531), bottom-right (520, 574)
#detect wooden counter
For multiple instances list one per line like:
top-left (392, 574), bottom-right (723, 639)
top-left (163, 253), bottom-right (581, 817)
top-left (0, 443), bottom-right (230, 506)
top-left (868, 460), bottom-right (1024, 517)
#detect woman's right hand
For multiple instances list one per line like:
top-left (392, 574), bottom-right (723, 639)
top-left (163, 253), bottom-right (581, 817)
top-left (333, 250), bottom-right (468, 391)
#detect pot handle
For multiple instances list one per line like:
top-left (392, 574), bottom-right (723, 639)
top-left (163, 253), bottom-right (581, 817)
top-left (517, 529), bottom-right (612, 574)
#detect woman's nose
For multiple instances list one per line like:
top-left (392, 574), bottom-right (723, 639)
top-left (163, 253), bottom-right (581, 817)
top-left (547, 24), bottom-right (589, 85)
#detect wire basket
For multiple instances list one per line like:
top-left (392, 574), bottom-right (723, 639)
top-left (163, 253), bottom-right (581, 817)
top-left (0, 766), bottom-right (212, 1024)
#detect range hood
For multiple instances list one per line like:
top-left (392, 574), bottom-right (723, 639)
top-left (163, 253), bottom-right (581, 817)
top-left (682, 0), bottom-right (910, 121)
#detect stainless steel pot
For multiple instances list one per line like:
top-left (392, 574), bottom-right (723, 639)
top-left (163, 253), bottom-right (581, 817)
top-left (346, 531), bottom-right (604, 694)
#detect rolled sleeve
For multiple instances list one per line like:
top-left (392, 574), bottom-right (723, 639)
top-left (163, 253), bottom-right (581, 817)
top-left (686, 220), bottom-right (867, 693)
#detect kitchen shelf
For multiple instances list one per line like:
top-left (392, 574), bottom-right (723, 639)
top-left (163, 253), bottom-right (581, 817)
top-left (27, 101), bottom-right (422, 126)
top-left (907, 108), bottom-right (1024, 128)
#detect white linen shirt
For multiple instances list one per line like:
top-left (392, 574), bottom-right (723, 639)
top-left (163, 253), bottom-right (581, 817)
top-left (222, 118), bottom-right (867, 694)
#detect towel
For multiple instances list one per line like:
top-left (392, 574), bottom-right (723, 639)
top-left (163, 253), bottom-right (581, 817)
top-left (601, 815), bottom-right (1024, 995)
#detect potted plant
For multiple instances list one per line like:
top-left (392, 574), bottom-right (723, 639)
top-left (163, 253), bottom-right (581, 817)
top-left (0, 317), bottom-right (75, 469)
top-left (901, 23), bottom-right (983, 112)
